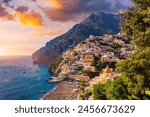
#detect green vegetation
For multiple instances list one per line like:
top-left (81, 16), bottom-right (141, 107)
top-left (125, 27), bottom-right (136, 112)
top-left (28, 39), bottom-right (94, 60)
top-left (80, 80), bottom-right (86, 87)
top-left (95, 61), bottom-right (103, 68)
top-left (76, 66), bottom-right (84, 71)
top-left (116, 0), bottom-right (150, 99)
top-left (80, 86), bottom-right (85, 92)
top-left (83, 70), bottom-right (99, 78)
top-left (93, 0), bottom-right (150, 100)
top-left (79, 90), bottom-right (92, 100)
top-left (79, 80), bottom-right (92, 100)
top-left (146, 91), bottom-right (150, 96)
top-left (95, 61), bottom-right (116, 70)
top-left (49, 55), bottom-right (63, 73)
top-left (92, 55), bottom-right (116, 71)
top-left (79, 80), bottom-right (86, 92)
top-left (93, 77), bottom-right (129, 100)
top-left (93, 84), bottom-right (107, 100)
top-left (91, 55), bottom-right (103, 70)
top-left (106, 76), bottom-right (129, 100)
top-left (73, 50), bottom-right (78, 56)
top-left (112, 43), bottom-right (122, 50)
top-left (94, 61), bottom-right (103, 71)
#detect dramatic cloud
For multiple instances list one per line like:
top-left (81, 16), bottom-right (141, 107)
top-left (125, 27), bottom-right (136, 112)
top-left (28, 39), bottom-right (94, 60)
top-left (1, 0), bottom-right (133, 23)
top-left (44, 0), bottom-right (111, 22)
top-left (0, 3), bottom-right (14, 20)
top-left (0, 1), bottom-right (45, 35)
top-left (0, 3), bottom-right (44, 27)
top-left (0, 0), bottom-right (133, 36)
top-left (0, 0), bottom-right (134, 56)
top-left (44, 0), bottom-right (131, 22)
top-left (15, 6), bottom-right (28, 12)
top-left (16, 11), bottom-right (44, 27)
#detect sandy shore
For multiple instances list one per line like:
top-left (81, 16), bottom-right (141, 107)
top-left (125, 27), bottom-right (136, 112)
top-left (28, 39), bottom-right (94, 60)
top-left (43, 82), bottom-right (79, 100)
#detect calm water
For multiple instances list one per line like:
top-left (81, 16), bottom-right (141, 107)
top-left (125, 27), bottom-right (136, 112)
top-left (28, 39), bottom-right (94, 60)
top-left (0, 56), bottom-right (57, 100)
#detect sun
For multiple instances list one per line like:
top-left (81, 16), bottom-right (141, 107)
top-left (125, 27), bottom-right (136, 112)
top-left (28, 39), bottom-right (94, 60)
top-left (0, 50), bottom-right (6, 56)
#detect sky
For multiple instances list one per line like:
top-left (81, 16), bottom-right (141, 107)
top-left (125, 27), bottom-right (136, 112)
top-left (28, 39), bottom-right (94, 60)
top-left (0, 0), bottom-right (133, 56)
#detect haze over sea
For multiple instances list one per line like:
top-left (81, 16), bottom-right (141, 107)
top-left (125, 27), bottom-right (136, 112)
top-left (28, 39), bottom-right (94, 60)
top-left (0, 56), bottom-right (57, 100)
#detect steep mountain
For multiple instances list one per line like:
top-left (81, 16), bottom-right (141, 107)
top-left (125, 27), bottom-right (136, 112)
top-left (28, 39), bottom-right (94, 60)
top-left (32, 12), bottom-right (120, 64)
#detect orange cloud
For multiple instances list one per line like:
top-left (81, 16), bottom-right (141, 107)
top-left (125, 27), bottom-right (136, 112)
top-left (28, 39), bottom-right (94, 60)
top-left (50, 0), bottom-right (63, 9)
top-left (16, 11), bottom-right (44, 28)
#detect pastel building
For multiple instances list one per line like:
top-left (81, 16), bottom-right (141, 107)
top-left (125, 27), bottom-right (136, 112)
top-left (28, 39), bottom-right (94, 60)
top-left (83, 52), bottom-right (94, 66)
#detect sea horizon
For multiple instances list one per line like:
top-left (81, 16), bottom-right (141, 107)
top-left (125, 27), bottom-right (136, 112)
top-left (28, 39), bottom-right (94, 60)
top-left (0, 56), bottom-right (57, 100)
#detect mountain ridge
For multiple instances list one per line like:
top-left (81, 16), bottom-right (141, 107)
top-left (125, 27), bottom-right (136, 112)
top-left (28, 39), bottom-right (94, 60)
top-left (32, 12), bottom-right (120, 64)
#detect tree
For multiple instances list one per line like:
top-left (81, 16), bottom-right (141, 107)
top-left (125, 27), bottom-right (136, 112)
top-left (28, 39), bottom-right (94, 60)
top-left (92, 0), bottom-right (150, 100)
top-left (80, 80), bottom-right (86, 87)
top-left (116, 0), bottom-right (150, 99)
top-left (79, 90), bottom-right (92, 100)
top-left (80, 80), bottom-right (86, 92)
top-left (93, 84), bottom-right (107, 100)
top-left (120, 0), bottom-right (150, 48)
top-left (83, 70), bottom-right (99, 78)
top-left (108, 76), bottom-right (129, 100)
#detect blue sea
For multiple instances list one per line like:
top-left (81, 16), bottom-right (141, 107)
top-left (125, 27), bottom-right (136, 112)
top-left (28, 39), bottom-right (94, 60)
top-left (0, 56), bottom-right (57, 100)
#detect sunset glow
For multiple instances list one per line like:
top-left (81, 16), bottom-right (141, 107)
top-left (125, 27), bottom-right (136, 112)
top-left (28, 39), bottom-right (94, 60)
top-left (0, 50), bottom-right (6, 56)
top-left (0, 0), bottom-right (132, 56)
top-left (16, 12), bottom-right (44, 28)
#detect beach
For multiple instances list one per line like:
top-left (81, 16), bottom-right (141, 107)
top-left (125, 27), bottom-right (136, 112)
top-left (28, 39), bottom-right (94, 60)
top-left (43, 82), bottom-right (80, 100)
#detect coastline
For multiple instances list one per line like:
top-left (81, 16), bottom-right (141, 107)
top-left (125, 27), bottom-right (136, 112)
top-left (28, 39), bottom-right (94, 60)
top-left (40, 83), bottom-right (59, 100)
top-left (42, 81), bottom-right (79, 100)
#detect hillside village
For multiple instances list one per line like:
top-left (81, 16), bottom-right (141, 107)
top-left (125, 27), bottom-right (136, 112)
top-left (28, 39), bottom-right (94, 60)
top-left (49, 33), bottom-right (134, 99)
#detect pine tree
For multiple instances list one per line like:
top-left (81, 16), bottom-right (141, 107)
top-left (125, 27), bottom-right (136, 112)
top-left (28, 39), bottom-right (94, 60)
top-left (108, 76), bottom-right (129, 100)
top-left (116, 0), bottom-right (150, 99)
top-left (120, 0), bottom-right (150, 48)
top-left (93, 84), bottom-right (107, 100)
top-left (92, 0), bottom-right (150, 100)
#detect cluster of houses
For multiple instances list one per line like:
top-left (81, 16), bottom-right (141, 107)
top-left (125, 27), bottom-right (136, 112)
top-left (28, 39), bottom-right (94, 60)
top-left (55, 33), bottom-right (134, 90)
top-left (89, 66), bottom-right (121, 89)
